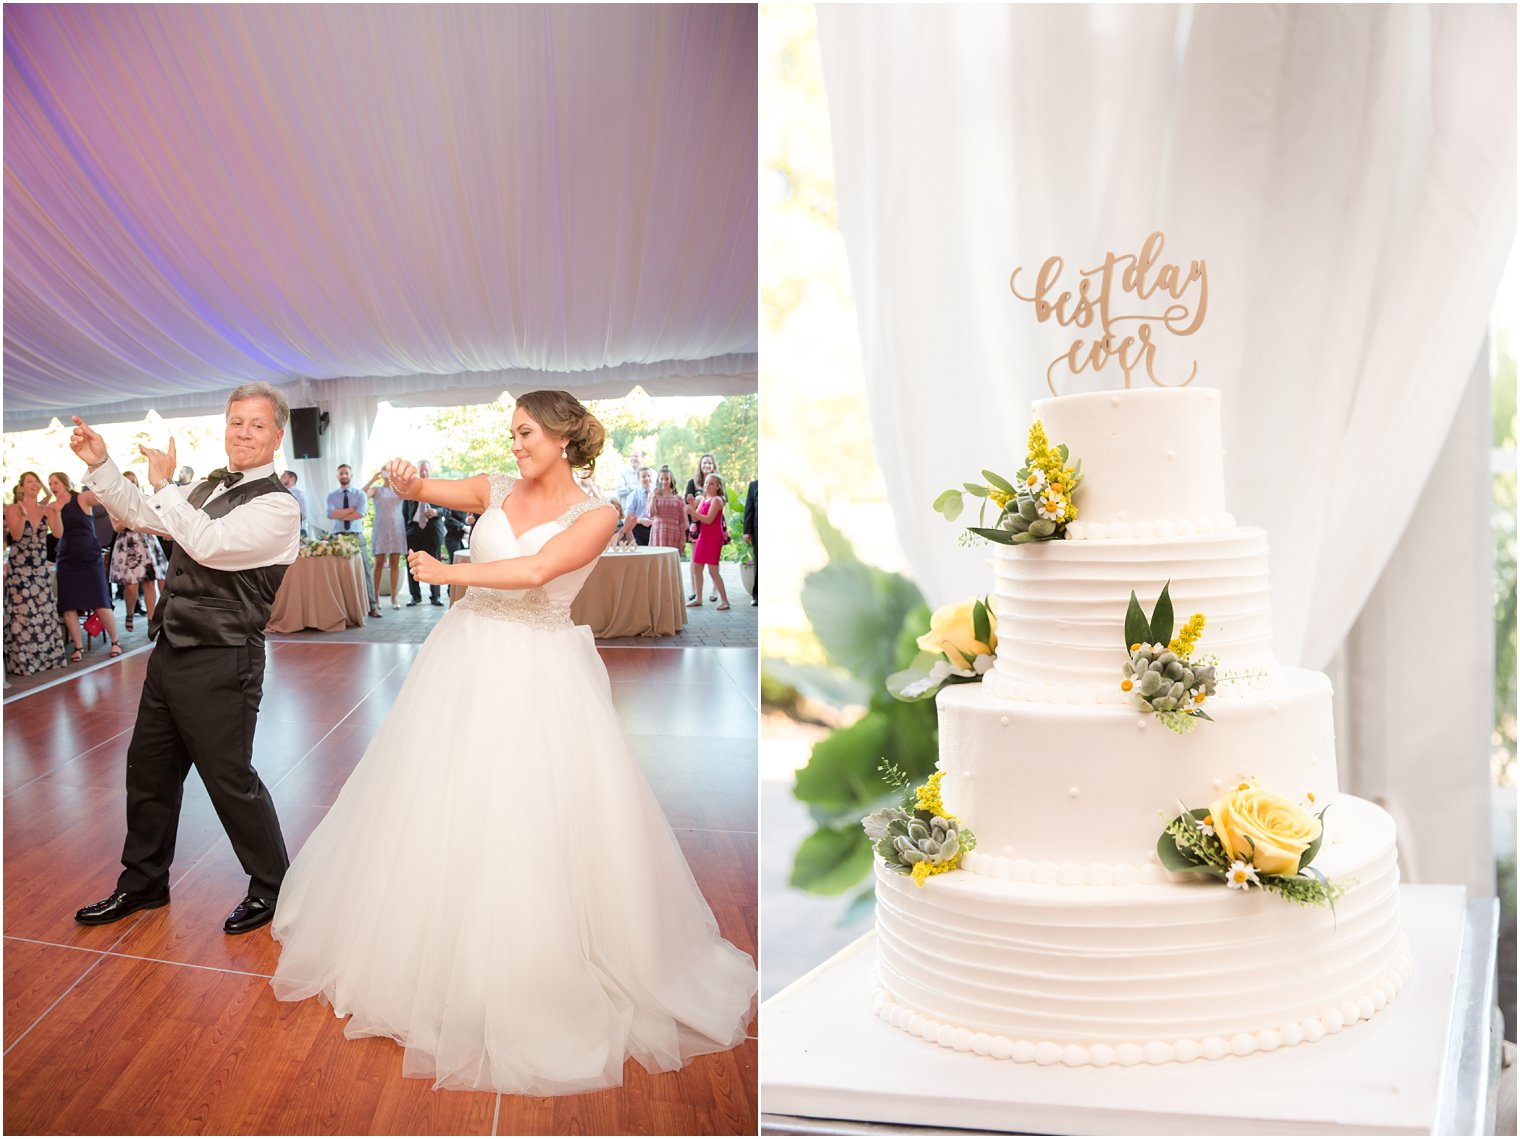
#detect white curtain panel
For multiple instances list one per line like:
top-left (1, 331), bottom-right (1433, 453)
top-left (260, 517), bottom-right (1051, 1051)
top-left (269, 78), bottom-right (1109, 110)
top-left (3, 5), bottom-right (757, 431)
top-left (817, 4), bottom-right (1513, 888)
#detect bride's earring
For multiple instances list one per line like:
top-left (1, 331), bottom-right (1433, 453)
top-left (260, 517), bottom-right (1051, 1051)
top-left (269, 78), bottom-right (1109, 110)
top-left (561, 444), bottom-right (568, 460)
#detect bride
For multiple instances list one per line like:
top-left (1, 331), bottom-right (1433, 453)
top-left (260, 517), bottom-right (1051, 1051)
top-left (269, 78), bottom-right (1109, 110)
top-left (269, 390), bottom-right (757, 1095)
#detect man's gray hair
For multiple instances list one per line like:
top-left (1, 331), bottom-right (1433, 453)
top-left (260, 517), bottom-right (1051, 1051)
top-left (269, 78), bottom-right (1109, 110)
top-left (226, 382), bottom-right (290, 430)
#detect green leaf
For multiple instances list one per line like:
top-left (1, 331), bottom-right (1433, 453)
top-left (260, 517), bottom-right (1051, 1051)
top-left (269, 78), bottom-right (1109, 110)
top-left (967, 526), bottom-right (1016, 545)
top-left (1057, 443), bottom-right (1070, 462)
top-left (933, 489), bottom-right (964, 520)
top-left (1151, 581), bottom-right (1174, 648)
top-left (840, 886), bottom-right (877, 926)
top-left (801, 561), bottom-right (925, 687)
top-left (963, 482), bottom-right (989, 497)
top-left (793, 714), bottom-right (892, 813)
top-left (982, 470), bottom-right (1017, 494)
top-left (790, 825), bottom-right (876, 895)
top-left (760, 657), bottom-right (870, 710)
top-left (1156, 811), bottom-right (1211, 872)
top-left (886, 667), bottom-right (936, 702)
top-left (972, 598), bottom-right (991, 647)
top-left (1124, 591), bottom-right (1151, 648)
top-left (804, 501), bottom-right (859, 567)
top-left (1299, 802), bottom-right (1330, 872)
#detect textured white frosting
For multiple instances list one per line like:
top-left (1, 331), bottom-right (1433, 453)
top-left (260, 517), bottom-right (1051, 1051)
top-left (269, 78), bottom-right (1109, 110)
top-left (874, 795), bottom-right (1406, 1063)
top-left (938, 669), bottom-right (1339, 869)
top-left (1032, 386), bottom-right (1227, 532)
top-left (990, 528), bottom-right (1276, 700)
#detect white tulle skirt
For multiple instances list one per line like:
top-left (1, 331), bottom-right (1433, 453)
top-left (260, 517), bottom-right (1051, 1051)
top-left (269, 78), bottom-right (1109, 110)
top-left (270, 607), bottom-right (757, 1096)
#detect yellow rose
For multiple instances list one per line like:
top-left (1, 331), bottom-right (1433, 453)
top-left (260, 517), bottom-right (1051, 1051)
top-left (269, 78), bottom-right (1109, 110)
top-left (916, 599), bottom-right (997, 671)
top-left (1208, 785), bottom-right (1322, 877)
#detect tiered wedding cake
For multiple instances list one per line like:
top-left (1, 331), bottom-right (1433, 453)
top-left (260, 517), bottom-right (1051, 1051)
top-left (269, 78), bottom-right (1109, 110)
top-left (872, 386), bottom-right (1410, 1067)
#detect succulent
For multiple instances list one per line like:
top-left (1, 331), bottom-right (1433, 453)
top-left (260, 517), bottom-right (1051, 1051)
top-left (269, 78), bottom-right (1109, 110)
top-left (862, 805), bottom-right (975, 875)
top-left (1123, 645), bottom-right (1216, 715)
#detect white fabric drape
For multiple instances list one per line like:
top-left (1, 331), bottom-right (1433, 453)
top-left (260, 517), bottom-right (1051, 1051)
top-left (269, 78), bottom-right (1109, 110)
top-left (3, 5), bottom-right (757, 432)
top-left (817, 4), bottom-right (1513, 890)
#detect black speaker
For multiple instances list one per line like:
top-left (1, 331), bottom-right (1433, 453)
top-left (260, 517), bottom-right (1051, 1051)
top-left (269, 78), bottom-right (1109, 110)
top-left (290, 407), bottom-right (322, 459)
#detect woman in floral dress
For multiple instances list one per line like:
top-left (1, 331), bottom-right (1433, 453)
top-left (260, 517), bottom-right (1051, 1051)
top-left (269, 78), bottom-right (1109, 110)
top-left (4, 472), bottom-right (68, 675)
top-left (108, 471), bottom-right (169, 632)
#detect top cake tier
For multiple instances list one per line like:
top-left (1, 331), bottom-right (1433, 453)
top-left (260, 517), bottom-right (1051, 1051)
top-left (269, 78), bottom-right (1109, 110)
top-left (1033, 387), bottom-right (1231, 539)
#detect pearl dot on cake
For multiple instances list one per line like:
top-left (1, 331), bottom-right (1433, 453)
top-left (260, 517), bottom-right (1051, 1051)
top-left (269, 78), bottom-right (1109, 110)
top-left (1069, 786), bottom-right (1080, 798)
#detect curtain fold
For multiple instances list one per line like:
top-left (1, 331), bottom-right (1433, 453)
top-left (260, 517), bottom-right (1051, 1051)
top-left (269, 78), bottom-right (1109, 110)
top-left (817, 3), bottom-right (1512, 889)
top-left (3, 5), bottom-right (757, 431)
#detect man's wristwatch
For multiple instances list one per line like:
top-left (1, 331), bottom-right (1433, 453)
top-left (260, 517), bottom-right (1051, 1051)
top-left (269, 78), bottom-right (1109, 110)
top-left (152, 478), bottom-right (170, 493)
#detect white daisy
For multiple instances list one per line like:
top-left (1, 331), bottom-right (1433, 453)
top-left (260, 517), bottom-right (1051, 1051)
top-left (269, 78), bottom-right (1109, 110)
top-left (1021, 468), bottom-right (1047, 494)
top-left (1036, 492), bottom-right (1067, 521)
top-left (1225, 860), bottom-right (1260, 890)
top-left (1196, 817), bottom-right (1215, 838)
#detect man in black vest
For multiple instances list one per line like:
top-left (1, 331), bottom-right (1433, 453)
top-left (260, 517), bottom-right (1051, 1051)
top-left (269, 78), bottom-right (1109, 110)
top-left (404, 459), bottom-right (446, 606)
top-left (68, 382), bottom-right (301, 935)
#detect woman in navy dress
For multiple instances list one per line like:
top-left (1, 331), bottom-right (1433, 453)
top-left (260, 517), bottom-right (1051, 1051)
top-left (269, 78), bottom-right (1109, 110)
top-left (46, 471), bottom-right (119, 661)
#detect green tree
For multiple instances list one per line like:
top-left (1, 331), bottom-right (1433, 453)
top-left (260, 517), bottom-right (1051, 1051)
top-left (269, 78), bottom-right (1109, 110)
top-left (705, 394), bottom-right (758, 487)
top-left (427, 397), bottom-right (519, 479)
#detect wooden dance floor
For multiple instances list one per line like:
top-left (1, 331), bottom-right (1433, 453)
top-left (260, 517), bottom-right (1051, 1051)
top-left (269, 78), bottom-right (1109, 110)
top-left (3, 642), bottom-right (758, 1135)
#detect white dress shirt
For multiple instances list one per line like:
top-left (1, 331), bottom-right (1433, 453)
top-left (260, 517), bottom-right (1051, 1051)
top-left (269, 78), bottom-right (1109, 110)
top-left (87, 457), bottom-right (300, 573)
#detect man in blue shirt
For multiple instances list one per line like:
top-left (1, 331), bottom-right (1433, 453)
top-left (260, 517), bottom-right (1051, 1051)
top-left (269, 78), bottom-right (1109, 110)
top-left (326, 463), bottom-right (382, 619)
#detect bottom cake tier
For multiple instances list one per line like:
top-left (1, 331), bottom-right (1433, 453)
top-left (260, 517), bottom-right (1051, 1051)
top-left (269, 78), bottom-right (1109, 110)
top-left (873, 794), bottom-right (1409, 1066)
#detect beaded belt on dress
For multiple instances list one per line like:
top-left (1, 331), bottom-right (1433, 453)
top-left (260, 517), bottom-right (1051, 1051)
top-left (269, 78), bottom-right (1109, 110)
top-left (452, 588), bottom-right (573, 629)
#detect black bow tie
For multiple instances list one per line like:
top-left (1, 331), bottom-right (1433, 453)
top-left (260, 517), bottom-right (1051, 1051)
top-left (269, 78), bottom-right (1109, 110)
top-left (204, 468), bottom-right (245, 490)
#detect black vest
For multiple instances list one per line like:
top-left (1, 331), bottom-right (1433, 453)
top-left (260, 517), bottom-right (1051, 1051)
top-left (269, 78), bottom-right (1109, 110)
top-left (151, 475), bottom-right (293, 649)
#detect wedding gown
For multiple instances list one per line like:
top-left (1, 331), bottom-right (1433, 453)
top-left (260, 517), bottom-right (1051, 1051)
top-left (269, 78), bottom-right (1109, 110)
top-left (270, 474), bottom-right (756, 1095)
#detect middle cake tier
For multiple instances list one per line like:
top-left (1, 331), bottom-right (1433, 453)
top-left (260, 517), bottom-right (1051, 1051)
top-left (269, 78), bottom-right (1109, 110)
top-left (988, 527), bottom-right (1276, 704)
top-left (937, 670), bottom-right (1340, 873)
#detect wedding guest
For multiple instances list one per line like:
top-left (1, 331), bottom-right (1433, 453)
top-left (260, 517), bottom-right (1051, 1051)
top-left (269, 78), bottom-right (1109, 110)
top-left (69, 383), bottom-right (300, 935)
top-left (404, 460), bottom-right (445, 606)
top-left (617, 467), bottom-right (654, 546)
top-left (280, 471), bottom-right (309, 537)
top-left (685, 453), bottom-right (718, 601)
top-left (174, 466), bottom-right (194, 487)
top-left (327, 463), bottom-right (383, 619)
top-left (441, 506), bottom-right (468, 562)
top-left (4, 472), bottom-right (68, 675)
top-left (109, 471), bottom-right (169, 632)
top-left (648, 466), bottom-right (687, 553)
top-left (45, 471), bottom-right (120, 662)
top-left (366, 468), bottom-right (406, 609)
top-left (743, 478), bottom-right (758, 606)
top-left (686, 473), bottom-right (731, 610)
top-left (615, 448), bottom-right (644, 509)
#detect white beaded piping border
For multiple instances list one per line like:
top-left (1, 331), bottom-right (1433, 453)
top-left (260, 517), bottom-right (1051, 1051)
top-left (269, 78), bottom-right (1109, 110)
top-left (958, 849), bottom-right (1168, 885)
top-left (1063, 513), bottom-right (1236, 541)
top-left (872, 942), bottom-right (1412, 1067)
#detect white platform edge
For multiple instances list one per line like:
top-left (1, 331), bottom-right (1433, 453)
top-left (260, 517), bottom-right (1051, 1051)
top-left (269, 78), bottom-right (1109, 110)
top-left (760, 884), bottom-right (1473, 1136)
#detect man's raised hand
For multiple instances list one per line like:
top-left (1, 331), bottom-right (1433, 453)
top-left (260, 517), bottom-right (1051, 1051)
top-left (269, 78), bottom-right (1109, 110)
top-left (137, 437), bottom-right (177, 489)
top-left (69, 417), bottom-right (108, 466)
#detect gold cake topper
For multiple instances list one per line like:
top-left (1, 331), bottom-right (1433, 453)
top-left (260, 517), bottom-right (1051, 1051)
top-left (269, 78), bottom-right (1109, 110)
top-left (1009, 231), bottom-right (1208, 395)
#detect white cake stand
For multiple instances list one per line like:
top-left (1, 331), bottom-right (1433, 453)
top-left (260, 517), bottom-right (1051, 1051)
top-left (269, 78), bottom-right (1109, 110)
top-left (760, 885), bottom-right (1500, 1136)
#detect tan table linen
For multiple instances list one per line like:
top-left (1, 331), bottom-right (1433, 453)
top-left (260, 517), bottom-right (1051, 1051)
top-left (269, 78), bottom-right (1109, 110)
top-left (266, 553), bottom-right (367, 633)
top-left (451, 547), bottom-right (687, 637)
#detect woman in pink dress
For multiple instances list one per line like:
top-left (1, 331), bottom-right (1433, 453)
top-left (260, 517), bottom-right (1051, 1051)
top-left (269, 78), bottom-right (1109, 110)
top-left (647, 466), bottom-right (686, 553)
top-left (685, 473), bottom-right (730, 610)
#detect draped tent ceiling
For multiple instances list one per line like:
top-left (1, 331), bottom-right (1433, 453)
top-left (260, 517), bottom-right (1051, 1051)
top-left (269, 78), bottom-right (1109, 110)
top-left (2, 4), bottom-right (758, 433)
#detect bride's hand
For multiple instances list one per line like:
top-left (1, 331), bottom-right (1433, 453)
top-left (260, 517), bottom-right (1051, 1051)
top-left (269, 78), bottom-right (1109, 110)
top-left (406, 548), bottom-right (446, 584)
top-left (385, 459), bottom-right (422, 498)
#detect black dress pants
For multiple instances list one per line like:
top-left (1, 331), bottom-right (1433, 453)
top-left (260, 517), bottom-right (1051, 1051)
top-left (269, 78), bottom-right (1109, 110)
top-left (117, 640), bottom-right (289, 899)
top-left (406, 528), bottom-right (442, 601)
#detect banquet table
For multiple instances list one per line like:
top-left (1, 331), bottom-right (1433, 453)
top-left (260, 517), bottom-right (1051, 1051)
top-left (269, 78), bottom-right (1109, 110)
top-left (266, 553), bottom-right (367, 633)
top-left (452, 546), bottom-right (687, 638)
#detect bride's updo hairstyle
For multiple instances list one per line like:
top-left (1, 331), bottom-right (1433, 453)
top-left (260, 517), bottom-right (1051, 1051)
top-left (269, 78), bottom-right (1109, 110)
top-left (515, 390), bottom-right (607, 479)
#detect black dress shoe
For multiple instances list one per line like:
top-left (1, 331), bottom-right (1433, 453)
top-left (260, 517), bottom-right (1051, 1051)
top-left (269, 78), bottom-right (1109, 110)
top-left (407, 598), bottom-right (422, 607)
top-left (430, 598), bottom-right (444, 606)
top-left (75, 888), bottom-right (169, 925)
top-left (223, 895), bottom-right (276, 935)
